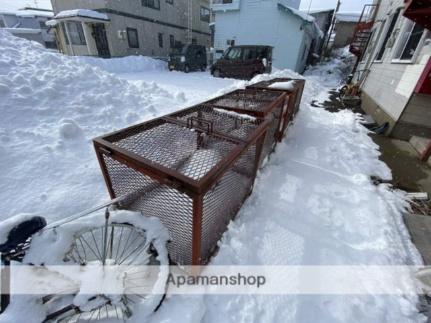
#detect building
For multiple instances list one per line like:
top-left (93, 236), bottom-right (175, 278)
top-left (306, 9), bottom-right (334, 60)
top-left (49, 0), bottom-right (211, 58)
top-left (353, 0), bottom-right (430, 153)
top-left (211, 0), bottom-right (325, 73)
top-left (0, 7), bottom-right (56, 48)
top-left (333, 12), bottom-right (361, 48)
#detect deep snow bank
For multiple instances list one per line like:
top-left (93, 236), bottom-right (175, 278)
top-left (0, 31), bottom-right (178, 220)
top-left (77, 55), bottom-right (167, 74)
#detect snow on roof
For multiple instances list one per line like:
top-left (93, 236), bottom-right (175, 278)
top-left (0, 8), bottom-right (53, 18)
top-left (335, 12), bottom-right (363, 23)
top-left (1, 27), bottom-right (42, 34)
top-left (0, 0), bottom-right (52, 12)
top-left (54, 9), bottom-right (109, 21)
top-left (302, 8), bottom-right (334, 14)
top-left (277, 1), bottom-right (324, 38)
top-left (278, 1), bottom-right (315, 23)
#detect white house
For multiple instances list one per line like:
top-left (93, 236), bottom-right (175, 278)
top-left (211, 0), bottom-right (325, 73)
top-left (0, 7), bottom-right (56, 48)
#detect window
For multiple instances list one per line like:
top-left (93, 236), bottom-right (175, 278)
top-left (0, 18), bottom-right (5, 28)
top-left (142, 0), bottom-right (160, 10)
top-left (169, 35), bottom-right (175, 48)
top-left (39, 20), bottom-right (48, 29)
top-left (166, 0), bottom-right (173, 4)
top-left (200, 6), bottom-right (210, 22)
top-left (158, 33), bottom-right (163, 48)
top-left (375, 9), bottom-right (400, 61)
top-left (65, 21), bottom-right (86, 45)
top-left (243, 48), bottom-right (256, 60)
top-left (225, 47), bottom-right (242, 60)
top-left (393, 20), bottom-right (425, 61)
top-left (127, 28), bottom-right (139, 48)
top-left (191, 38), bottom-right (197, 44)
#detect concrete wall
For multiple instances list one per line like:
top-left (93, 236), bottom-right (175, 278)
top-left (212, 0), bottom-right (312, 72)
top-left (333, 21), bottom-right (356, 48)
top-left (358, 0), bottom-right (431, 140)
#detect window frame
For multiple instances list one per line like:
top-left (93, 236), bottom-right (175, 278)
top-left (126, 27), bottom-right (139, 49)
top-left (65, 21), bottom-right (86, 46)
top-left (200, 6), bottom-right (210, 23)
top-left (391, 19), bottom-right (426, 64)
top-left (142, 0), bottom-right (160, 10)
top-left (158, 33), bottom-right (163, 48)
top-left (169, 34), bottom-right (175, 48)
top-left (374, 9), bottom-right (401, 62)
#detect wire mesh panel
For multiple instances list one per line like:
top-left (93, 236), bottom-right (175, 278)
top-left (201, 144), bottom-right (256, 262)
top-left (165, 104), bottom-right (265, 142)
top-left (202, 89), bottom-right (285, 164)
top-left (93, 116), bottom-right (269, 266)
top-left (247, 78), bottom-right (306, 141)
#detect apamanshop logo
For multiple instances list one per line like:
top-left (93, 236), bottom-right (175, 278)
top-left (168, 272), bottom-right (266, 288)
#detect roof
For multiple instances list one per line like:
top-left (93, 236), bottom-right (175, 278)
top-left (0, 8), bottom-right (53, 18)
top-left (277, 1), bottom-right (324, 38)
top-left (278, 1), bottom-right (315, 23)
top-left (54, 9), bottom-right (109, 21)
top-left (335, 12), bottom-right (363, 23)
top-left (302, 8), bottom-right (334, 14)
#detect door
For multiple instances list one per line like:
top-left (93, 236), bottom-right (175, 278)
top-left (242, 47), bottom-right (260, 79)
top-left (222, 47), bottom-right (243, 78)
top-left (92, 24), bottom-right (110, 58)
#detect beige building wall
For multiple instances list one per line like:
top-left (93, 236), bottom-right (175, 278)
top-left (52, 0), bottom-right (211, 58)
top-left (358, 0), bottom-right (431, 140)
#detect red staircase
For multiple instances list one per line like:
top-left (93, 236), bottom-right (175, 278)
top-left (403, 0), bottom-right (431, 30)
top-left (349, 4), bottom-right (379, 57)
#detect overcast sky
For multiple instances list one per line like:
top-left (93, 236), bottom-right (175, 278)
top-left (300, 0), bottom-right (371, 13)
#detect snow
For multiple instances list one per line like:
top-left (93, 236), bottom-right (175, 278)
top-left (0, 31), bottom-right (426, 322)
top-left (54, 9), bottom-right (109, 21)
top-left (268, 80), bottom-right (297, 90)
top-left (77, 55), bottom-right (167, 74)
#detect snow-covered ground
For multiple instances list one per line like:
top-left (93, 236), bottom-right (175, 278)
top-left (0, 31), bottom-right (425, 322)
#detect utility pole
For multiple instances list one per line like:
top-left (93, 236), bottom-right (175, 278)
top-left (323, 0), bottom-right (341, 58)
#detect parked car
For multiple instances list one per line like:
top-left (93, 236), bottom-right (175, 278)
top-left (168, 44), bottom-right (207, 73)
top-left (211, 45), bottom-right (273, 79)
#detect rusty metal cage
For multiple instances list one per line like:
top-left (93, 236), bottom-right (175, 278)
top-left (202, 89), bottom-right (286, 164)
top-left (93, 116), bottom-right (269, 266)
top-left (247, 78), bottom-right (305, 141)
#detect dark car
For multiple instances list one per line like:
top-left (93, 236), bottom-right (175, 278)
top-left (168, 44), bottom-right (207, 73)
top-left (211, 45), bottom-right (273, 79)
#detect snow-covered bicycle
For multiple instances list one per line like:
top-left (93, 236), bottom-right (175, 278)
top-left (0, 200), bottom-right (170, 322)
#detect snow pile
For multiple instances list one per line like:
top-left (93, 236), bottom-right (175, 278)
top-left (0, 30), bottom-right (176, 221)
top-left (77, 55), bottom-right (167, 74)
top-left (304, 46), bottom-right (356, 90)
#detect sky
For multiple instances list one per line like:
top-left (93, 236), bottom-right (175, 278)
top-left (0, 0), bottom-right (52, 11)
top-left (300, 0), bottom-right (371, 13)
